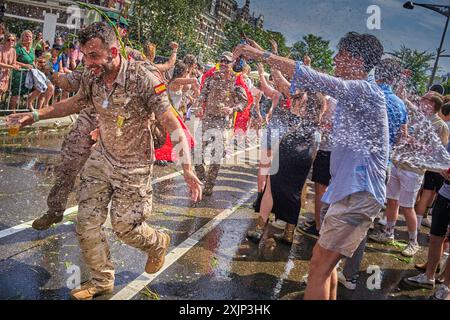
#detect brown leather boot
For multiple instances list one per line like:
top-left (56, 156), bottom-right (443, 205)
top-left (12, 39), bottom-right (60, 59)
top-left (273, 223), bottom-right (296, 244)
top-left (70, 281), bottom-right (114, 300)
top-left (194, 165), bottom-right (206, 182)
top-left (247, 216), bottom-right (268, 243)
top-left (203, 183), bottom-right (214, 196)
top-left (32, 212), bottom-right (64, 230)
top-left (145, 232), bottom-right (171, 274)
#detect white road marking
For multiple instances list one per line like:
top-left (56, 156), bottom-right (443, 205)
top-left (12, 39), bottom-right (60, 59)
top-left (110, 188), bottom-right (257, 300)
top-left (0, 207), bottom-right (78, 239)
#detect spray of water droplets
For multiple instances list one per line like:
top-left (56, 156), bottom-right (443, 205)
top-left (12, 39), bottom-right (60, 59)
top-left (391, 102), bottom-right (450, 173)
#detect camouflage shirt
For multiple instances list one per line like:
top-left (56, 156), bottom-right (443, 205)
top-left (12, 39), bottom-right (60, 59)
top-left (200, 71), bottom-right (248, 119)
top-left (77, 57), bottom-right (171, 168)
top-left (55, 68), bottom-right (96, 119)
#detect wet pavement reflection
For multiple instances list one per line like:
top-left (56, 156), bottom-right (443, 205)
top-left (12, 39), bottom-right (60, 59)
top-left (0, 129), bottom-right (436, 300)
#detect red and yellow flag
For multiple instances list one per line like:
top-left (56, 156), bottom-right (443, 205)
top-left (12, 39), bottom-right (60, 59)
top-left (154, 83), bottom-right (167, 95)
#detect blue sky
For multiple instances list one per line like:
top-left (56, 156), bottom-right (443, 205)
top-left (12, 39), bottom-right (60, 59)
top-left (237, 0), bottom-right (450, 76)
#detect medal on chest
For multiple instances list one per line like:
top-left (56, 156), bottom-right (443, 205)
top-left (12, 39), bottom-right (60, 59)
top-left (116, 115), bottom-right (125, 137)
top-left (225, 90), bottom-right (231, 102)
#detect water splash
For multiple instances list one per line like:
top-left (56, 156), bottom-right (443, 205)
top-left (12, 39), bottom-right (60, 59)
top-left (391, 103), bottom-right (450, 173)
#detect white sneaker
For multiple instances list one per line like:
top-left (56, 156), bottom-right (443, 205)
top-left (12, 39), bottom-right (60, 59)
top-left (404, 273), bottom-right (435, 289)
top-left (271, 219), bottom-right (287, 230)
top-left (421, 217), bottom-right (432, 228)
top-left (337, 271), bottom-right (357, 290)
top-left (369, 230), bottom-right (394, 243)
top-left (432, 284), bottom-right (450, 300)
top-left (402, 242), bottom-right (420, 257)
top-left (378, 215), bottom-right (387, 226)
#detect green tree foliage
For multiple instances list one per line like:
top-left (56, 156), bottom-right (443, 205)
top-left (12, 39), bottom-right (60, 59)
top-left (128, 0), bottom-right (208, 58)
top-left (2, 17), bottom-right (40, 37)
top-left (290, 34), bottom-right (334, 73)
top-left (390, 45), bottom-right (435, 95)
top-left (218, 20), bottom-right (289, 58)
top-left (443, 78), bottom-right (450, 95)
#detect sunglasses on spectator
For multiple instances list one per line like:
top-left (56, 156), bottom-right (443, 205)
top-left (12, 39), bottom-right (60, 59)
top-left (7, 38), bottom-right (16, 42)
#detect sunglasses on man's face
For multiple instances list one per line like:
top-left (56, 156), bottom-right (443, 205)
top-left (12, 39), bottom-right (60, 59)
top-left (220, 59), bottom-right (232, 64)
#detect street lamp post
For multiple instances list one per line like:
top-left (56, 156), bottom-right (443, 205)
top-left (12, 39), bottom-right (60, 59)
top-left (403, 1), bottom-right (450, 88)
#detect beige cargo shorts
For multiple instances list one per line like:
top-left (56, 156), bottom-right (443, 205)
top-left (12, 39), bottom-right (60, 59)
top-left (319, 191), bottom-right (381, 258)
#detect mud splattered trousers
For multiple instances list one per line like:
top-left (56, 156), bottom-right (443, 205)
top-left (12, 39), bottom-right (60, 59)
top-left (76, 149), bottom-right (168, 288)
top-left (194, 117), bottom-right (227, 189)
top-left (46, 108), bottom-right (97, 216)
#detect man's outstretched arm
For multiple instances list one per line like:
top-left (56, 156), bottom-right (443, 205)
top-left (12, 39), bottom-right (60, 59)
top-left (155, 42), bottom-right (179, 73)
top-left (6, 93), bottom-right (87, 128)
top-left (158, 108), bottom-right (203, 202)
top-left (233, 44), bottom-right (296, 79)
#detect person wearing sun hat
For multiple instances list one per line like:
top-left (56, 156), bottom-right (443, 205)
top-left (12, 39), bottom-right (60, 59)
top-left (193, 51), bottom-right (249, 195)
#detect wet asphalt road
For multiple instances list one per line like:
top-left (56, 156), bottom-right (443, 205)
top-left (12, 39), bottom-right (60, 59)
top-left (0, 127), bottom-right (436, 300)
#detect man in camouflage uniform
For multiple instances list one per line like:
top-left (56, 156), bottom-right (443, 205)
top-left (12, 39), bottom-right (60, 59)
top-left (32, 16), bottom-right (179, 230)
top-left (9, 22), bottom-right (202, 300)
top-left (194, 52), bottom-right (248, 195)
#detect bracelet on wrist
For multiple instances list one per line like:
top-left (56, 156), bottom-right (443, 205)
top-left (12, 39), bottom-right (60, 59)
top-left (32, 110), bottom-right (39, 122)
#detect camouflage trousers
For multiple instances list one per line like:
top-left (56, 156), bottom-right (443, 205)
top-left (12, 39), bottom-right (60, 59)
top-left (46, 107), bottom-right (97, 216)
top-left (76, 150), bottom-right (167, 288)
top-left (194, 117), bottom-right (227, 188)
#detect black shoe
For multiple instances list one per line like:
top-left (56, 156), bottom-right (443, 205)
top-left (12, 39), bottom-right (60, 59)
top-left (247, 228), bottom-right (264, 243)
top-left (297, 223), bottom-right (319, 240)
top-left (252, 192), bottom-right (263, 211)
top-left (298, 219), bottom-right (314, 229)
top-left (203, 184), bottom-right (214, 196)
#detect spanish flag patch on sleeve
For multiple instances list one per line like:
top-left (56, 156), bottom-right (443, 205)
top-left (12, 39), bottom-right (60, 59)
top-left (154, 83), bottom-right (167, 95)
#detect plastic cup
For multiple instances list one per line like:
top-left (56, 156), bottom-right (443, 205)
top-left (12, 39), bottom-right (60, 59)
top-left (6, 118), bottom-right (20, 137)
top-left (8, 124), bottom-right (20, 137)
